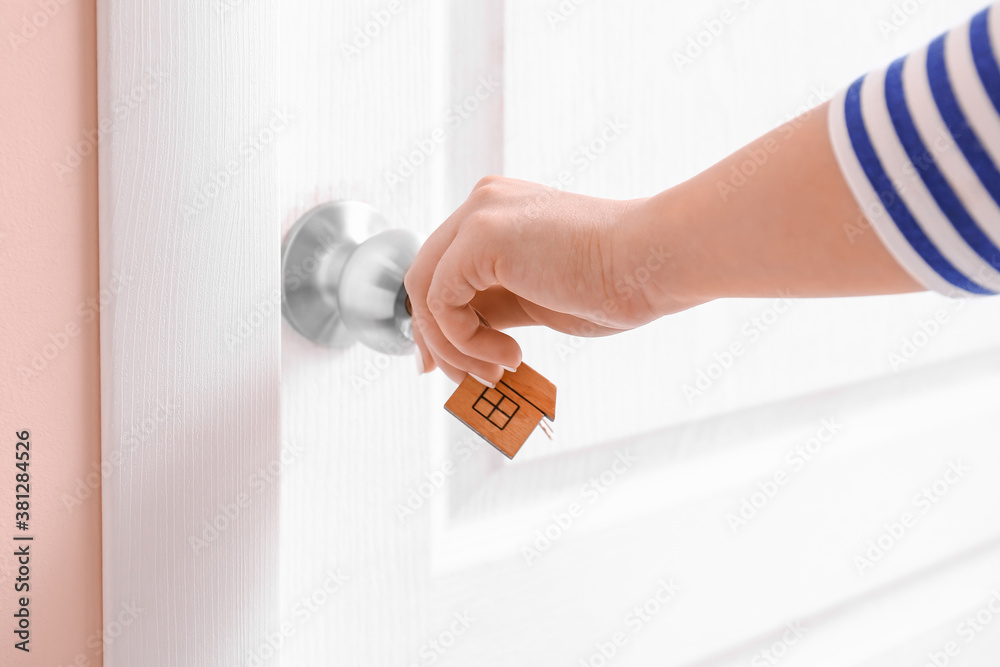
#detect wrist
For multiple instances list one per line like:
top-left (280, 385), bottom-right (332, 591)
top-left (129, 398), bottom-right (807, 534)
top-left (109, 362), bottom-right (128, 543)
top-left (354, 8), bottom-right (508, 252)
top-left (616, 186), bottom-right (721, 319)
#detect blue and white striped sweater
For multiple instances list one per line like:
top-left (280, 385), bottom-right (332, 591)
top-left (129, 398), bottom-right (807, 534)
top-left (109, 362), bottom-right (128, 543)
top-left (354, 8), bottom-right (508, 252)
top-left (829, 3), bottom-right (1000, 296)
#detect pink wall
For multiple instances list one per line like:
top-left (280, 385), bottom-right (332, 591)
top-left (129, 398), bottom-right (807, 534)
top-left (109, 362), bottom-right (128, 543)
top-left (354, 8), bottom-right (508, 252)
top-left (0, 0), bottom-right (103, 665)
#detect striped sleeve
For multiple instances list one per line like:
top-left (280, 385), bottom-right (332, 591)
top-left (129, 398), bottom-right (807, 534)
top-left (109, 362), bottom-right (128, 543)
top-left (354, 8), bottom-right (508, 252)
top-left (828, 3), bottom-right (1000, 297)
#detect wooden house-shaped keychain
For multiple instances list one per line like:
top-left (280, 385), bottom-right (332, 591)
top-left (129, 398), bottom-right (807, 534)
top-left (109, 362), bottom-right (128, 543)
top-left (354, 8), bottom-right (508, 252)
top-left (444, 363), bottom-right (556, 459)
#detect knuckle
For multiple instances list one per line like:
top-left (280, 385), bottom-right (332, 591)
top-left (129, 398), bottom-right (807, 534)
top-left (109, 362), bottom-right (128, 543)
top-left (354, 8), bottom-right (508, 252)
top-left (427, 295), bottom-right (445, 315)
top-left (469, 178), bottom-right (508, 204)
top-left (473, 174), bottom-right (503, 191)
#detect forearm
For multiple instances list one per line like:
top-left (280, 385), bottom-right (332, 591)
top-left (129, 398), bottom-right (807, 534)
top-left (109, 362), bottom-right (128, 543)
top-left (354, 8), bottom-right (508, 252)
top-left (630, 100), bottom-right (924, 312)
top-left (411, 6), bottom-right (1000, 381)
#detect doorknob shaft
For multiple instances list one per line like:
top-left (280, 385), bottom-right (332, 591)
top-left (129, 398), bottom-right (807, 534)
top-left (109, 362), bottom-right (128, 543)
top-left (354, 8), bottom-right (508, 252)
top-left (281, 201), bottom-right (419, 355)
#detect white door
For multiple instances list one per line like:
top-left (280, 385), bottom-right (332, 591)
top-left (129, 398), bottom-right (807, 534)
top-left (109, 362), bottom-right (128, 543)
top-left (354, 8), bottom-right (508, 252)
top-left (100, 1), bottom-right (1000, 666)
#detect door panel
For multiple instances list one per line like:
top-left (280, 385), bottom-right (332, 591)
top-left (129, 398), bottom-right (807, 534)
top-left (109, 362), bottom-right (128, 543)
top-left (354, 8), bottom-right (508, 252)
top-left (99, 2), bottom-right (282, 666)
top-left (282, 2), bottom-right (1000, 665)
top-left (502, 0), bottom-right (1000, 458)
top-left (101, 1), bottom-right (1000, 666)
top-left (276, 2), bottom-right (448, 665)
top-left (279, 1), bottom-right (1000, 665)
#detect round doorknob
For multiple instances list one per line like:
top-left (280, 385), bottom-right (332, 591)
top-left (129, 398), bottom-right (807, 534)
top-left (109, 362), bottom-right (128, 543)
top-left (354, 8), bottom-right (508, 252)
top-left (281, 201), bottom-right (419, 354)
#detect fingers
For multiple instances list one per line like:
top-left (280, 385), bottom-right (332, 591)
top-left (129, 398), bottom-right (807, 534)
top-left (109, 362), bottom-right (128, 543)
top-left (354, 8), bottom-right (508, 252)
top-left (405, 205), bottom-right (513, 385)
top-left (410, 302), bottom-right (508, 385)
top-left (404, 204), bottom-right (466, 378)
top-left (427, 238), bottom-right (522, 370)
top-left (411, 318), bottom-right (436, 374)
top-left (468, 287), bottom-right (534, 330)
top-left (516, 299), bottom-right (628, 337)
top-left (413, 317), bottom-right (473, 384)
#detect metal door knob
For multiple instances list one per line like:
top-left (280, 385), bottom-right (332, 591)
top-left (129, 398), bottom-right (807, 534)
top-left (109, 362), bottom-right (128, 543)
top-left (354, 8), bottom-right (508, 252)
top-left (281, 201), bottom-right (419, 355)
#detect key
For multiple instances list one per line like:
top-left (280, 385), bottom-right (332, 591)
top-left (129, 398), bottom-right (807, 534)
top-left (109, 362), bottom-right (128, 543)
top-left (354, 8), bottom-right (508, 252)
top-left (444, 362), bottom-right (556, 459)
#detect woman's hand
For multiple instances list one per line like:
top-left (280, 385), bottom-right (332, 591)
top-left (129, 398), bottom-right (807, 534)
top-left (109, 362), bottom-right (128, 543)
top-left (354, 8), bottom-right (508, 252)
top-left (405, 100), bottom-right (928, 387)
top-left (403, 176), bottom-right (685, 385)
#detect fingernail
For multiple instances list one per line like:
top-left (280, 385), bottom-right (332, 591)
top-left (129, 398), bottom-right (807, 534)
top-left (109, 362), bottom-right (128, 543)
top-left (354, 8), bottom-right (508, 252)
top-left (500, 364), bottom-right (518, 373)
top-left (469, 373), bottom-right (494, 388)
top-left (415, 351), bottom-right (424, 375)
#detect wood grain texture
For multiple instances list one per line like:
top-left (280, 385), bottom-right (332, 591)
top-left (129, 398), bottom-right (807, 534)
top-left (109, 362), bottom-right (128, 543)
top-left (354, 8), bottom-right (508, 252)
top-left (501, 0), bottom-right (1000, 462)
top-left (275, 2), bottom-right (455, 665)
top-left (277, 0), bottom-right (1000, 665)
top-left (430, 352), bottom-right (1000, 666)
top-left (100, 1), bottom-right (1000, 665)
top-left (98, 2), bottom-right (281, 665)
